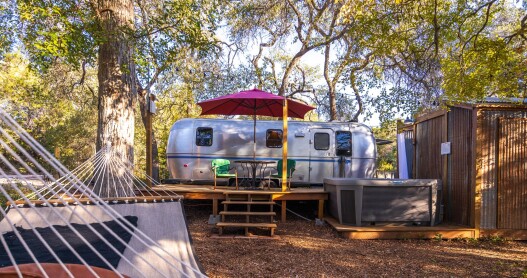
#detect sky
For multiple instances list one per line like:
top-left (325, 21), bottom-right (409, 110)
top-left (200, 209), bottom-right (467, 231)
top-left (216, 27), bottom-right (393, 128)
top-left (296, 50), bottom-right (386, 127)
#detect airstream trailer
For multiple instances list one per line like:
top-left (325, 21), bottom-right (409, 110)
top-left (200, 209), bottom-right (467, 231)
top-left (165, 118), bottom-right (377, 186)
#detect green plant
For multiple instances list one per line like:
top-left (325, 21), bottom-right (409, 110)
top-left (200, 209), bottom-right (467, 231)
top-left (479, 235), bottom-right (507, 244)
top-left (433, 233), bottom-right (443, 242)
top-left (490, 235), bottom-right (507, 244)
top-left (451, 236), bottom-right (479, 244)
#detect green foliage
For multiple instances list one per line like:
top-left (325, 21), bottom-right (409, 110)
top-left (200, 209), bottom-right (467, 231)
top-left (0, 52), bottom-right (97, 171)
top-left (134, 0), bottom-right (220, 86)
top-left (15, 0), bottom-right (98, 71)
top-left (372, 120), bottom-right (397, 172)
top-left (441, 38), bottom-right (526, 101)
top-left (479, 235), bottom-right (507, 244)
top-left (133, 75), bottom-right (202, 179)
top-left (9, 0), bottom-right (220, 74)
top-left (2, 0), bottom-right (220, 177)
top-left (0, 1), bottom-right (17, 58)
top-left (347, 0), bottom-right (527, 118)
top-left (153, 87), bottom-right (200, 179)
top-left (451, 235), bottom-right (510, 245)
top-left (0, 184), bottom-right (32, 210)
top-left (451, 236), bottom-right (479, 245)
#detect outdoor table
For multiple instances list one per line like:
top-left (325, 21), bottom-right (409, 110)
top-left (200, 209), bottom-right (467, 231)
top-left (234, 160), bottom-right (276, 188)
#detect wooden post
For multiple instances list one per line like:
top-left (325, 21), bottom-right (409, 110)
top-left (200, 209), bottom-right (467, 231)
top-left (473, 108), bottom-right (481, 238)
top-left (281, 200), bottom-right (287, 222)
top-left (146, 93), bottom-right (153, 187)
top-left (318, 199), bottom-right (324, 220)
top-left (441, 111), bottom-right (448, 221)
top-left (282, 99), bottom-right (288, 192)
top-left (213, 198), bottom-right (218, 216)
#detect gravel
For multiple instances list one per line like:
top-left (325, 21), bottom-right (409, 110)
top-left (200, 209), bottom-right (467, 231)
top-left (184, 200), bottom-right (527, 278)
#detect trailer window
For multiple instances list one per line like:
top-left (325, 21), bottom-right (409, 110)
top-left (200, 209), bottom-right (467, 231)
top-left (336, 131), bottom-right (352, 156)
top-left (266, 129), bottom-right (283, 148)
top-left (196, 127), bottom-right (213, 146)
top-left (314, 132), bottom-right (330, 150)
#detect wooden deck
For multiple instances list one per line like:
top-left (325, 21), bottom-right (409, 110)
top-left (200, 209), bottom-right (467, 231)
top-left (325, 217), bottom-right (476, 240)
top-left (150, 184), bottom-right (484, 239)
top-left (150, 184), bottom-right (328, 222)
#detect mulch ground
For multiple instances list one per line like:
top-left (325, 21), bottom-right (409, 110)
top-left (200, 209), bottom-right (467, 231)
top-left (183, 200), bottom-right (527, 278)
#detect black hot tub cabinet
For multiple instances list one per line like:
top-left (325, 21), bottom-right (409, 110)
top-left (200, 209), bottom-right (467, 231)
top-left (323, 178), bottom-right (442, 226)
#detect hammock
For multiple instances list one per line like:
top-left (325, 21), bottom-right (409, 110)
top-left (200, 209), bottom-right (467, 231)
top-left (0, 108), bottom-right (206, 278)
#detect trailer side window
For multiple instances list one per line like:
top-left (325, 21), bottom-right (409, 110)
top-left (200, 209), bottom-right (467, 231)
top-left (196, 127), bottom-right (213, 146)
top-left (266, 129), bottom-right (283, 148)
top-left (336, 131), bottom-right (352, 156)
top-left (314, 132), bottom-right (330, 150)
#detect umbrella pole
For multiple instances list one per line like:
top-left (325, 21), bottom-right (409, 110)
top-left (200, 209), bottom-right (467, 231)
top-left (253, 113), bottom-right (257, 188)
top-left (282, 99), bottom-right (288, 192)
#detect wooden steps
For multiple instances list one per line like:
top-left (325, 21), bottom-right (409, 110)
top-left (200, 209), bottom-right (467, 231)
top-left (217, 222), bottom-right (277, 228)
top-left (217, 191), bottom-right (277, 237)
top-left (221, 201), bottom-right (275, 205)
top-left (219, 211), bottom-right (276, 216)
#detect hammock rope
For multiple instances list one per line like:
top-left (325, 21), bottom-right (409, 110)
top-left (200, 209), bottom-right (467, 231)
top-left (0, 108), bottom-right (206, 278)
top-left (0, 126), bottom-right (160, 277)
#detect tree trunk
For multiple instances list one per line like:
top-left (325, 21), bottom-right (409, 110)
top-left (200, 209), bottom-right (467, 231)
top-left (94, 0), bottom-right (136, 197)
top-left (350, 73), bottom-right (363, 122)
top-left (323, 43), bottom-right (337, 121)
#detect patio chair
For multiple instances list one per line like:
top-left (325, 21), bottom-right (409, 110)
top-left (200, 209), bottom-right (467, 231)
top-left (211, 159), bottom-right (238, 190)
top-left (268, 159), bottom-right (296, 190)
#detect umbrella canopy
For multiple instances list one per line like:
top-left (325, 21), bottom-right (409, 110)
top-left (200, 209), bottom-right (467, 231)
top-left (197, 89), bottom-right (315, 192)
top-left (197, 88), bottom-right (314, 118)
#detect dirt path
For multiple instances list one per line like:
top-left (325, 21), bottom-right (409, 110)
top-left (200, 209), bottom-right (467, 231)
top-left (184, 201), bottom-right (527, 278)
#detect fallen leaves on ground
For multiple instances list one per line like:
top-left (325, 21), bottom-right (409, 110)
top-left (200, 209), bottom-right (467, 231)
top-left (184, 201), bottom-right (527, 278)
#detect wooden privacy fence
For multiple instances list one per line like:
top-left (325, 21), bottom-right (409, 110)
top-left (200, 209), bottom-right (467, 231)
top-left (497, 118), bottom-right (527, 230)
top-left (399, 104), bottom-right (527, 239)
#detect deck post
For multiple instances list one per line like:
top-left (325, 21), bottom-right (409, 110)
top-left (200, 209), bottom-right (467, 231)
top-left (318, 199), bottom-right (324, 219)
top-left (213, 198), bottom-right (218, 216)
top-left (146, 93), bottom-right (153, 187)
top-left (281, 200), bottom-right (287, 222)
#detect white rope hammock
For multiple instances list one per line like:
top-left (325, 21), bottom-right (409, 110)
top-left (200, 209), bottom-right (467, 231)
top-left (0, 108), bottom-right (206, 278)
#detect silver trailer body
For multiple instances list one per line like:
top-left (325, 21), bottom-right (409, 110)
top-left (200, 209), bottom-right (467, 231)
top-left (166, 118), bottom-right (376, 185)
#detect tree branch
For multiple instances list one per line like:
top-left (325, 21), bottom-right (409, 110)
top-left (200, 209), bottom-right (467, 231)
top-left (505, 13), bottom-right (527, 43)
top-left (461, 0), bottom-right (496, 53)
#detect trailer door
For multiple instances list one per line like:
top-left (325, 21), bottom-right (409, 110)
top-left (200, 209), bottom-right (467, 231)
top-left (309, 129), bottom-right (335, 183)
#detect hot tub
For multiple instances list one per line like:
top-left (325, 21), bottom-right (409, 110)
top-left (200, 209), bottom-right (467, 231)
top-left (324, 178), bottom-right (442, 226)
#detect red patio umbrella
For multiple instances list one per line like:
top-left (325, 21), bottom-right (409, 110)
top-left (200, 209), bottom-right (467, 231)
top-left (197, 88), bottom-right (315, 191)
top-left (198, 88), bottom-right (314, 118)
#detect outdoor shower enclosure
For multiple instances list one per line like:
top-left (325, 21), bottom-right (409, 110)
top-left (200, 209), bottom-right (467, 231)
top-left (398, 101), bottom-right (527, 239)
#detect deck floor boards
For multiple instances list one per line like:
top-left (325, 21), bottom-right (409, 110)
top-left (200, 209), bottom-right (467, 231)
top-left (146, 184), bottom-right (480, 239)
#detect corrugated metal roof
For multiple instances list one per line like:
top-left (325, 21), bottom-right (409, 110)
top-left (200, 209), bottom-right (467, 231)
top-left (481, 97), bottom-right (527, 104)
